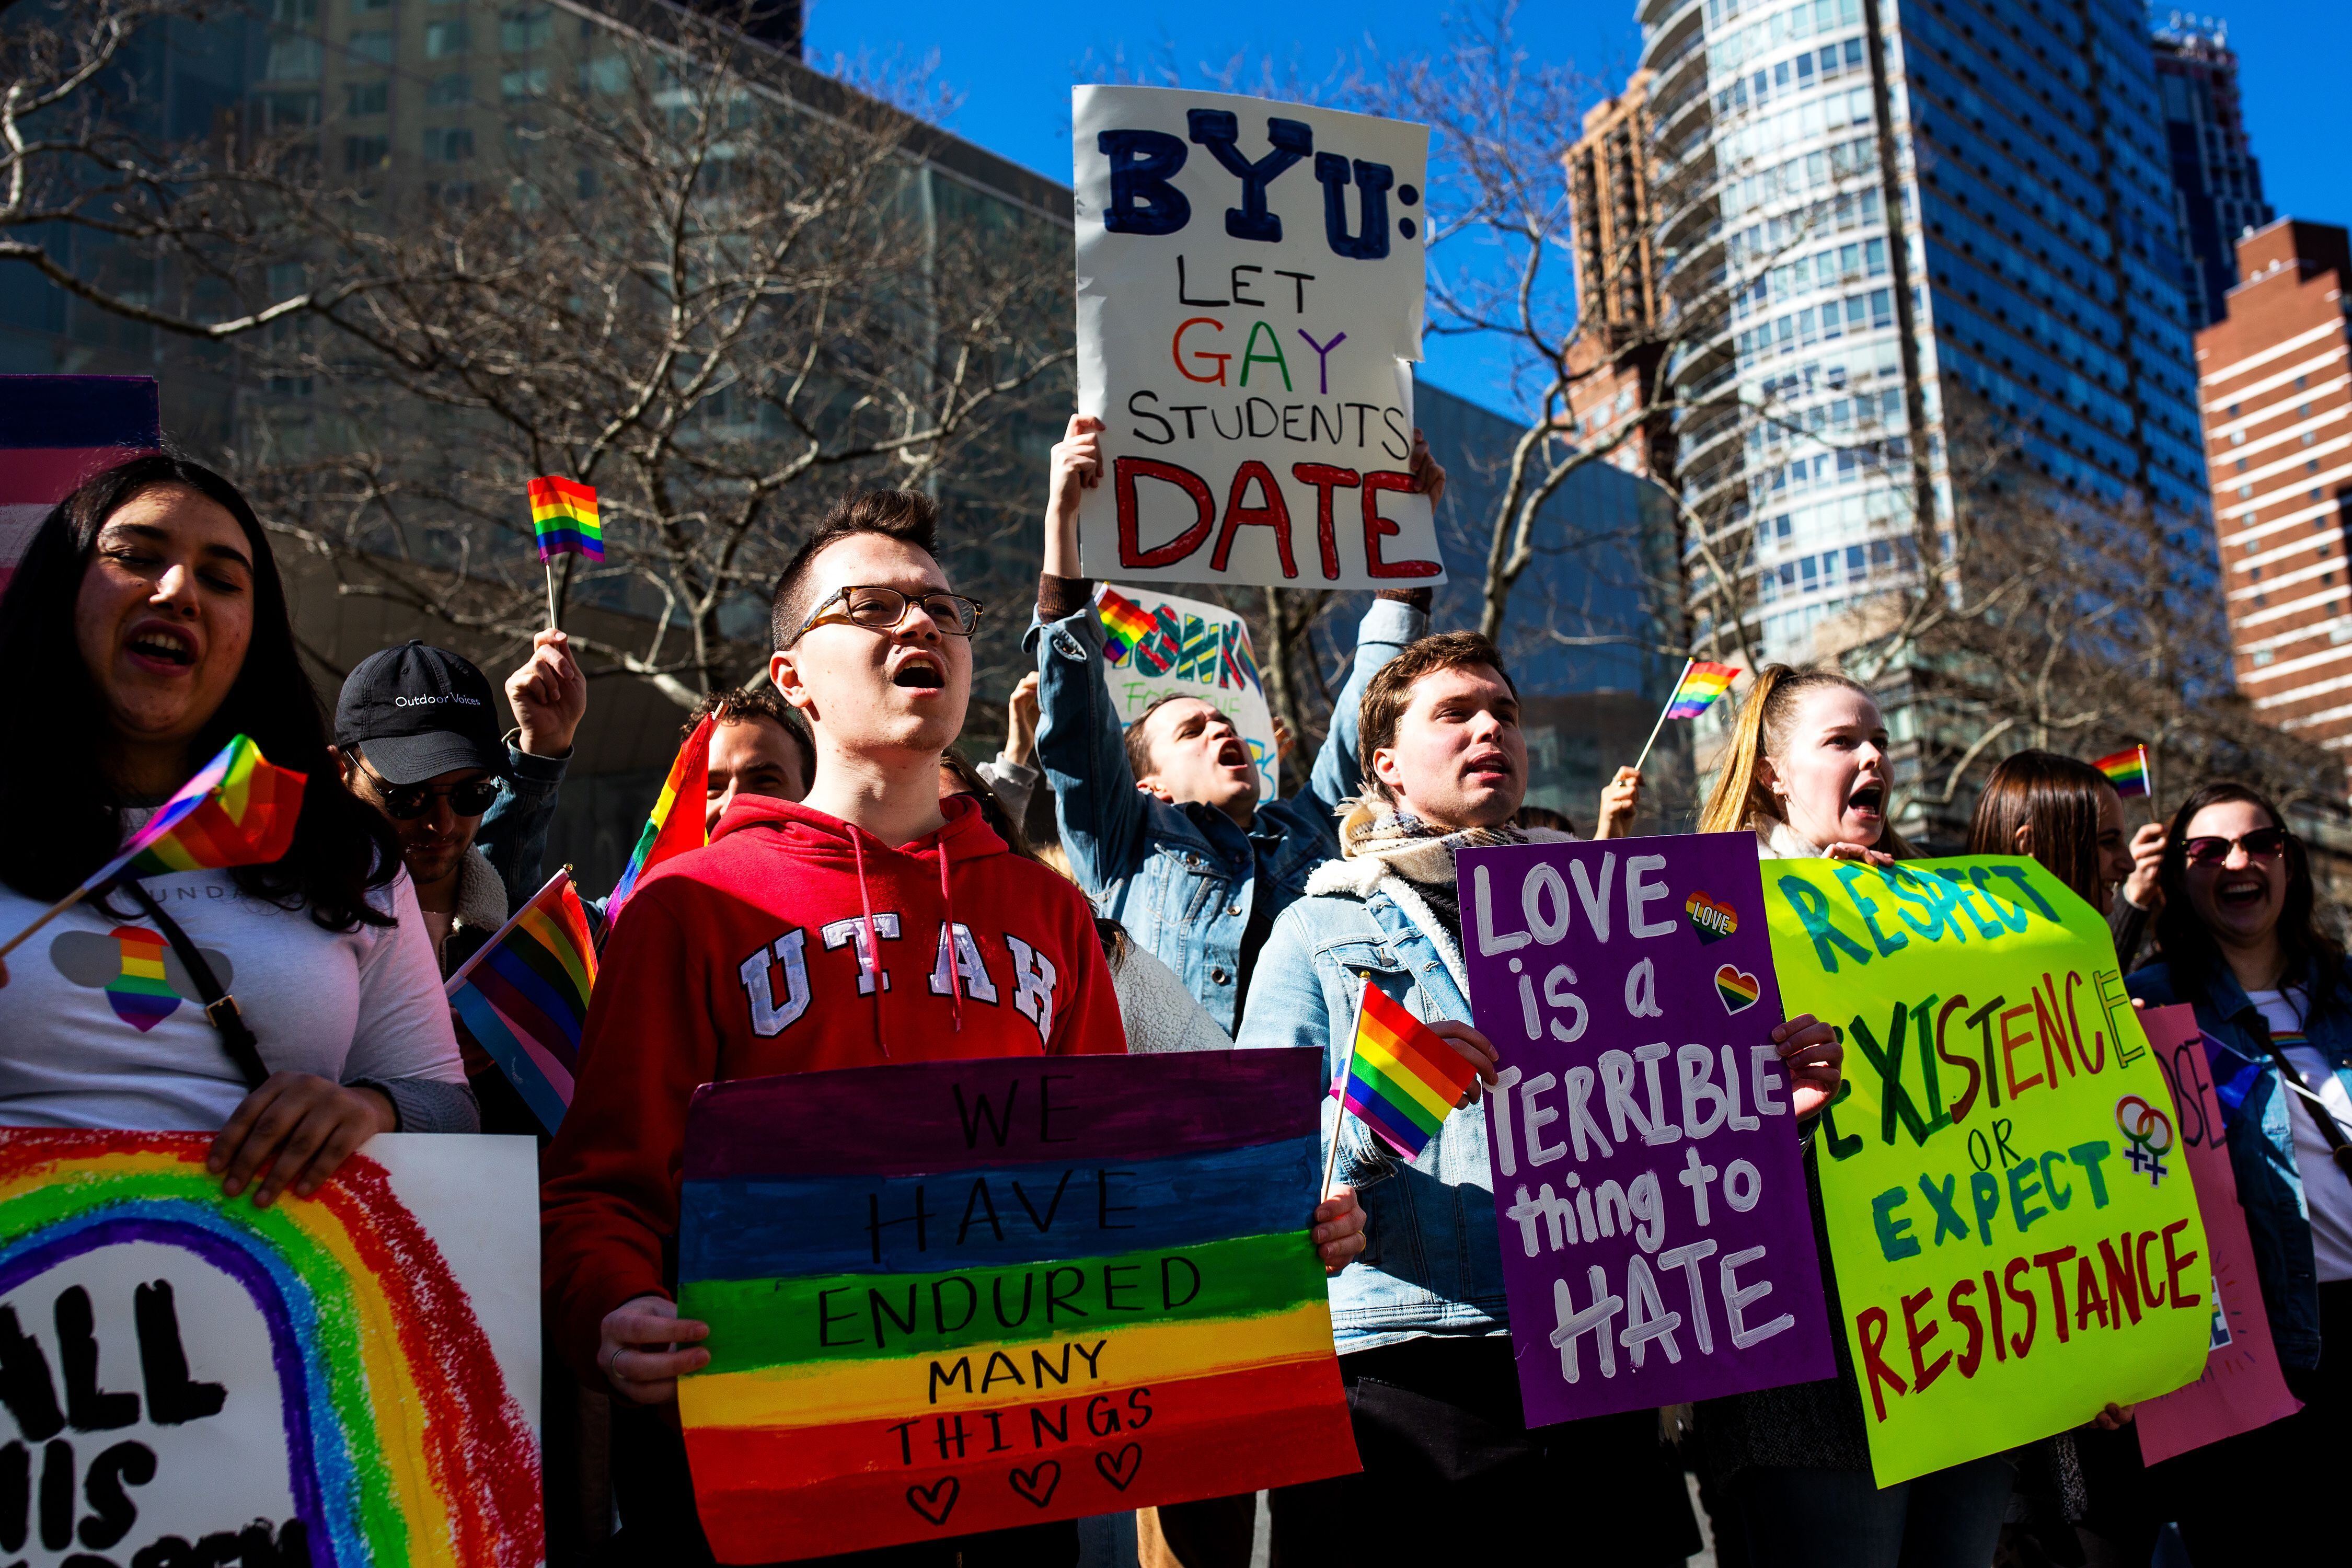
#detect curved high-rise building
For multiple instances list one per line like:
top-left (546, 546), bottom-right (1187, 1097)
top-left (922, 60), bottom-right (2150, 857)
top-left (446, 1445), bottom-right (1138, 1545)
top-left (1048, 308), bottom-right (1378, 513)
top-left (1639, 0), bottom-right (2215, 686)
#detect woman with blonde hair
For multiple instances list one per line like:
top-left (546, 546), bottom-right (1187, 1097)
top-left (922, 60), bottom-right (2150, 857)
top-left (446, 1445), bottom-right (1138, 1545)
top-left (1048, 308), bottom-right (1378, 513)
top-left (1698, 663), bottom-right (1911, 860)
top-left (1693, 666), bottom-right (2020, 1568)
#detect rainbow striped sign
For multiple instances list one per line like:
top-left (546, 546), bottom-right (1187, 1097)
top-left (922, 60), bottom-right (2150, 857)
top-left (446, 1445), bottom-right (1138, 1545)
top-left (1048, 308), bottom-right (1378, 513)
top-left (675, 1053), bottom-right (1359, 1562)
top-left (0, 1131), bottom-right (541, 1566)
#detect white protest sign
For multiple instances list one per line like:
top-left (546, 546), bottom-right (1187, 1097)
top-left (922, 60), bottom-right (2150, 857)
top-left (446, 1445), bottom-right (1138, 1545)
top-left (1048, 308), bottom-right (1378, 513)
top-left (0, 1131), bottom-right (542, 1567)
top-left (1097, 583), bottom-right (1280, 797)
top-left (1073, 85), bottom-right (1443, 590)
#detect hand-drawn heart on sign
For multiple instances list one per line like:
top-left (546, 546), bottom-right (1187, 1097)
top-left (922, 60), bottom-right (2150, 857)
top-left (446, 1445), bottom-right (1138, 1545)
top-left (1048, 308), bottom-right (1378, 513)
top-left (1008, 1462), bottom-right (1060, 1507)
top-left (1715, 963), bottom-right (1761, 1014)
top-left (1094, 1444), bottom-right (1144, 1492)
top-left (906, 1478), bottom-right (959, 1526)
top-left (1685, 891), bottom-right (1739, 944)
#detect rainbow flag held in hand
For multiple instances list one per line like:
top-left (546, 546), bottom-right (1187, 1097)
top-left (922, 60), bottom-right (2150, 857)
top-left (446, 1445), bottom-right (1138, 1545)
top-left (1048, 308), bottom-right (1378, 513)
top-left (528, 476), bottom-right (604, 562)
top-left (1663, 660), bottom-right (1743, 720)
top-left (97, 734), bottom-right (305, 887)
top-left (607, 714), bottom-right (713, 915)
top-left (2093, 746), bottom-right (2151, 799)
top-left (1338, 982), bottom-right (1482, 1159)
top-left (447, 870), bottom-right (599, 1133)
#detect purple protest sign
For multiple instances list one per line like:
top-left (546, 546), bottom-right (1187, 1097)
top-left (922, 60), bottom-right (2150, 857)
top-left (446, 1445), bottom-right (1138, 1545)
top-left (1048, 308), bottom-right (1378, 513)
top-left (1457, 832), bottom-right (1836, 1426)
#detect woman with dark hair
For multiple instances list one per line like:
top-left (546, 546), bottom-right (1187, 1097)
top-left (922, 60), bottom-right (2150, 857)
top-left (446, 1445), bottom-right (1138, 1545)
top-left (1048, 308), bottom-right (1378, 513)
top-left (2126, 780), bottom-right (2350, 1564)
top-left (0, 455), bottom-right (474, 1206)
top-left (1963, 750), bottom-right (2137, 912)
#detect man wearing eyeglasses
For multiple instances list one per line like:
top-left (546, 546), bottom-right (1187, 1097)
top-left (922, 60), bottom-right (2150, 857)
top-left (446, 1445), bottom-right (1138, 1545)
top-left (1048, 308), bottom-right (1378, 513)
top-left (331, 633), bottom-right (586, 978)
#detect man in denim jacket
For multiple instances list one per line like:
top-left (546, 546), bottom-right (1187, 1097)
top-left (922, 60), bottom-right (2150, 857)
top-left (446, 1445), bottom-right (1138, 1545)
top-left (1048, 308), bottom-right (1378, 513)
top-left (1025, 414), bottom-right (1439, 1032)
top-left (1235, 630), bottom-right (1844, 1554)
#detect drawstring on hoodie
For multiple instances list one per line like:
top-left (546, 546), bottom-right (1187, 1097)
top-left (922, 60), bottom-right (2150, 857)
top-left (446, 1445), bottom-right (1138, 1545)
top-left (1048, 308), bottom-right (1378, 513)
top-left (938, 836), bottom-right (964, 1032)
top-left (848, 832), bottom-right (891, 1059)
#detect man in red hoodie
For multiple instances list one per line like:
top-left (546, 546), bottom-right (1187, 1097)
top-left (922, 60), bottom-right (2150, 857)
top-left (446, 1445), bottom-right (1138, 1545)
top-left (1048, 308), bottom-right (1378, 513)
top-left (541, 491), bottom-right (1367, 1563)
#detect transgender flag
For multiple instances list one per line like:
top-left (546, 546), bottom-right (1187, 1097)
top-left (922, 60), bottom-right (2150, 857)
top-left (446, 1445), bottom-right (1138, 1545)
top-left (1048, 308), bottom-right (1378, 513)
top-left (0, 376), bottom-right (161, 593)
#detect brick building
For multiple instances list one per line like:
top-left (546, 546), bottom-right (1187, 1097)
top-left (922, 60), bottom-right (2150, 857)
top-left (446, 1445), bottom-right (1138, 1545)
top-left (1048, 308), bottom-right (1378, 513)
top-left (1562, 72), bottom-right (1674, 479)
top-left (2197, 219), bottom-right (2352, 788)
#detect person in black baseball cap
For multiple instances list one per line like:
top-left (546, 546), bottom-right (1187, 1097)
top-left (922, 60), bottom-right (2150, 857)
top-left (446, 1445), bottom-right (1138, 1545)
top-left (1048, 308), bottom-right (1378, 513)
top-left (332, 631), bottom-right (585, 977)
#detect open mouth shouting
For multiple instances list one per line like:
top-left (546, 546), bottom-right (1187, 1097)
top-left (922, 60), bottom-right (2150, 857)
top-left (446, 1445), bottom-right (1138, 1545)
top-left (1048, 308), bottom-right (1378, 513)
top-left (2212, 873), bottom-right (2271, 911)
top-left (1847, 779), bottom-right (1886, 822)
top-left (1215, 735), bottom-right (1251, 771)
top-left (124, 618), bottom-right (198, 674)
top-left (890, 650), bottom-right (946, 691)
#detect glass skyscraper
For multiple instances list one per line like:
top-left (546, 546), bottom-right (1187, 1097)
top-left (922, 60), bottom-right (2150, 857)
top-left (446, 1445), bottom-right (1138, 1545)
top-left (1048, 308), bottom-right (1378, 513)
top-left (2151, 16), bottom-right (2272, 330)
top-left (1642, 0), bottom-right (2215, 689)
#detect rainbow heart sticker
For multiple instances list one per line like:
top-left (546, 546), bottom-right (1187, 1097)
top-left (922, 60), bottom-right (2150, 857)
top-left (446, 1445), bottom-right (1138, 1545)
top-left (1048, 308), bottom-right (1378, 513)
top-left (1685, 891), bottom-right (1738, 944)
top-left (1715, 964), bottom-right (1760, 1014)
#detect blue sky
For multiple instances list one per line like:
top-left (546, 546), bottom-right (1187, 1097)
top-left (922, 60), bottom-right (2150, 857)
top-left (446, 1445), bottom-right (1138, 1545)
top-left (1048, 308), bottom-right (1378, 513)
top-left (805, 1), bottom-right (2351, 421)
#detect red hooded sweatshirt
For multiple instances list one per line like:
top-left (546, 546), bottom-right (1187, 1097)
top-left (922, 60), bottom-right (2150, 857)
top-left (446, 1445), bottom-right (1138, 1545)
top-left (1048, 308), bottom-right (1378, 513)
top-left (540, 791), bottom-right (1125, 1382)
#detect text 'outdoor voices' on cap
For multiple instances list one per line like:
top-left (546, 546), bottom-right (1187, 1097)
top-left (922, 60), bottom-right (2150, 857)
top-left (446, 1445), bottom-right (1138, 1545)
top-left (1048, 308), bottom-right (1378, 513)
top-left (334, 640), bottom-right (507, 786)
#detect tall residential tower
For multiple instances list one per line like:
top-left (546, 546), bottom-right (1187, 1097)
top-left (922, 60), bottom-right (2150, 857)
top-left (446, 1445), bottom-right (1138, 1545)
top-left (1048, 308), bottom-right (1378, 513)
top-left (2152, 16), bottom-right (2273, 331)
top-left (2197, 220), bottom-right (2352, 785)
top-left (1641, 0), bottom-right (2214, 688)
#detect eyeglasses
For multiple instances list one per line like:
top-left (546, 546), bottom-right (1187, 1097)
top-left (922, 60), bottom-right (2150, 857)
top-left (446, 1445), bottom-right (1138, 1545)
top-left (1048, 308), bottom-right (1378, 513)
top-left (788, 585), bottom-right (982, 645)
top-left (2183, 826), bottom-right (2291, 865)
top-left (356, 760), bottom-right (500, 821)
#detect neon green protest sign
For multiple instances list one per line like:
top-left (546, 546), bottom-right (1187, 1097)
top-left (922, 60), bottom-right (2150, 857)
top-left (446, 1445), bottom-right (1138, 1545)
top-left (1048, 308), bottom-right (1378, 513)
top-left (1763, 855), bottom-right (2208, 1485)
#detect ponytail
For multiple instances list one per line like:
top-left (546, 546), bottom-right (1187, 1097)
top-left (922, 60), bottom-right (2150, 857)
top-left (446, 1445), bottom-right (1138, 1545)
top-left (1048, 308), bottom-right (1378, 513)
top-left (1698, 664), bottom-right (1802, 835)
top-left (1697, 662), bottom-right (1916, 857)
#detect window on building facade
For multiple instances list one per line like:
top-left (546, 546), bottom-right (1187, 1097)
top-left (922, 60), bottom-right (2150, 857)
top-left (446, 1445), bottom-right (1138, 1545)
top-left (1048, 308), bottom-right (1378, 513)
top-left (426, 74), bottom-right (471, 105)
top-left (347, 80), bottom-right (388, 115)
top-left (425, 19), bottom-right (469, 57)
top-left (423, 126), bottom-right (475, 163)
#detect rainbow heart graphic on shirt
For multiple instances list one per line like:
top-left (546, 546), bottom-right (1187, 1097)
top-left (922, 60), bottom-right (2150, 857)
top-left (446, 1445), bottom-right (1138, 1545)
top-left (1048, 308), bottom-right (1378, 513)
top-left (48, 926), bottom-right (229, 1032)
top-left (1714, 964), bottom-right (1761, 1014)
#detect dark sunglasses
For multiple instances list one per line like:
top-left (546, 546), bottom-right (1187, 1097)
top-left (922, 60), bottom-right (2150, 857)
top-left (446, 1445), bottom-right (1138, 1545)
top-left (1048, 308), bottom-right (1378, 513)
top-left (2182, 826), bottom-right (2290, 865)
top-left (358, 761), bottom-right (501, 821)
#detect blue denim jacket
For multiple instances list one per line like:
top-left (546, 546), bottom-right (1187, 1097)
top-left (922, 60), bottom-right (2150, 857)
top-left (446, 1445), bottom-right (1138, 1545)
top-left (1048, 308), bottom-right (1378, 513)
top-left (2127, 956), bottom-right (2352, 1369)
top-left (1233, 852), bottom-right (1509, 1351)
top-left (477, 743), bottom-right (571, 913)
top-left (1027, 597), bottom-right (1424, 1032)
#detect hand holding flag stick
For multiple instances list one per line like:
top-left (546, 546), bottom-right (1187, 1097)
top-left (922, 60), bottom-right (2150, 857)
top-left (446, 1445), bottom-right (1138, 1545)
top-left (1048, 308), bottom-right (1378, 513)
top-left (0, 735), bottom-right (305, 966)
top-left (1321, 978), bottom-right (1493, 1200)
top-left (1629, 658), bottom-right (1744, 776)
top-left (529, 476), bottom-right (603, 630)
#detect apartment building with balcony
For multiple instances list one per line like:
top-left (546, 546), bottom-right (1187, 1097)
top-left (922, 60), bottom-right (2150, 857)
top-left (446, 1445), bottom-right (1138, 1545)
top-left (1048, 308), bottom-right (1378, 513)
top-left (2199, 220), bottom-right (2352, 787)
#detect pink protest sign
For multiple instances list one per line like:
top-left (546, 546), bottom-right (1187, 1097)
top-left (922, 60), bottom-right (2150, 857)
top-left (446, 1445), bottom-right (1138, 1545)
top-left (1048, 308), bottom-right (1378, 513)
top-left (2135, 1003), bottom-right (2300, 1464)
top-left (1456, 833), bottom-right (1835, 1427)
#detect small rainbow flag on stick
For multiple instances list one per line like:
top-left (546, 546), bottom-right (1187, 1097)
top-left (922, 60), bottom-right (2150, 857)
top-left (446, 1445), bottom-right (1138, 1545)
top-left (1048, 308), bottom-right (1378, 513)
top-left (607, 714), bottom-right (713, 916)
top-left (1096, 585), bottom-right (1161, 660)
top-left (2093, 745), bottom-right (2151, 800)
top-left (0, 734), bottom-right (306, 962)
top-left (447, 870), bottom-right (599, 1133)
top-left (1329, 983), bottom-right (1482, 1182)
top-left (1631, 657), bottom-right (1745, 775)
top-left (527, 476), bottom-right (603, 562)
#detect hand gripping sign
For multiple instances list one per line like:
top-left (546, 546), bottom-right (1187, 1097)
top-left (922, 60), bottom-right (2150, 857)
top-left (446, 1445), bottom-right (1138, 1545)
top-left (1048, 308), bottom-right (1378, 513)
top-left (1457, 835), bottom-right (1836, 1427)
top-left (1762, 856), bottom-right (2210, 1485)
top-left (1072, 85), bottom-right (1444, 590)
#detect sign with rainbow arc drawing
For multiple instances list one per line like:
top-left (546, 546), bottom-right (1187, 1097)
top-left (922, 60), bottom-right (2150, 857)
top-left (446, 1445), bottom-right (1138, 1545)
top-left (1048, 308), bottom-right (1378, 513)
top-left (675, 1052), bottom-right (1358, 1563)
top-left (0, 1130), bottom-right (541, 1566)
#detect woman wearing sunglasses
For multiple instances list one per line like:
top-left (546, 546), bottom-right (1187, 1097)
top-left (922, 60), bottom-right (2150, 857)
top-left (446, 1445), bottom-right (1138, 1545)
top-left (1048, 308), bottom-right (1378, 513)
top-left (0, 455), bottom-right (472, 1209)
top-left (2126, 781), bottom-right (2351, 1564)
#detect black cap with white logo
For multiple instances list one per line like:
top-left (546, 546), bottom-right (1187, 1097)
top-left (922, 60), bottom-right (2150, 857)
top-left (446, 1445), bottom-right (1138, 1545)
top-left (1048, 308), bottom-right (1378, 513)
top-left (334, 641), bottom-right (507, 786)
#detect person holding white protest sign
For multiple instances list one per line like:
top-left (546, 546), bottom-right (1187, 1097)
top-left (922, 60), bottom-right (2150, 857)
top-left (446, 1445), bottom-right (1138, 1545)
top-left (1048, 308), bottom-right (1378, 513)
top-left (1691, 666), bottom-right (2018, 1568)
top-left (1029, 413), bottom-right (1442, 1032)
top-left (1237, 631), bottom-right (1845, 1554)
